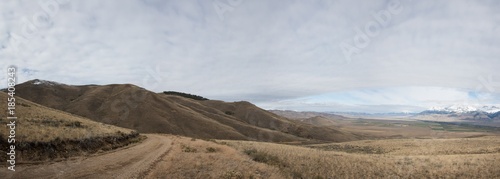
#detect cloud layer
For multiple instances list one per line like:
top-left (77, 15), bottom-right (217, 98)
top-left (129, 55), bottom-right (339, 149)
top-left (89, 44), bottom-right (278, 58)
top-left (1, 0), bottom-right (499, 112)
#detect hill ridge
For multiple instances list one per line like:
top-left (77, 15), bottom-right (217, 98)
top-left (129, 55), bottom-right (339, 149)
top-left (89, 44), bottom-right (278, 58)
top-left (12, 79), bottom-right (360, 143)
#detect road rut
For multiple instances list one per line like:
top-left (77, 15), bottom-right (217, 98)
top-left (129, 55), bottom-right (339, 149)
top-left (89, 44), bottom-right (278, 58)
top-left (2, 134), bottom-right (171, 179)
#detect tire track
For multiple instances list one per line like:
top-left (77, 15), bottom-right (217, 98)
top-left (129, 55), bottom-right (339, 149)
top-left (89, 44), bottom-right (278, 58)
top-left (137, 139), bottom-right (175, 179)
top-left (1, 134), bottom-right (172, 179)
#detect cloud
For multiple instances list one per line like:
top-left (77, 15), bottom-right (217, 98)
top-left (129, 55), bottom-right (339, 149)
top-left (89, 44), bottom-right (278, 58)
top-left (257, 87), bottom-right (500, 113)
top-left (0, 0), bottom-right (499, 112)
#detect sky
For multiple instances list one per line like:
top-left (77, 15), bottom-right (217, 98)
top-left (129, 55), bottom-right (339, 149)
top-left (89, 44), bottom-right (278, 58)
top-left (1, 0), bottom-right (499, 113)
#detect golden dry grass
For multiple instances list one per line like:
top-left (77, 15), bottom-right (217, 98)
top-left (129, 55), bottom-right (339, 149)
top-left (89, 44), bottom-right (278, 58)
top-left (146, 135), bottom-right (284, 179)
top-left (223, 136), bottom-right (500, 178)
top-left (310, 136), bottom-right (500, 155)
top-left (0, 92), bottom-right (135, 142)
top-left (0, 92), bottom-right (140, 162)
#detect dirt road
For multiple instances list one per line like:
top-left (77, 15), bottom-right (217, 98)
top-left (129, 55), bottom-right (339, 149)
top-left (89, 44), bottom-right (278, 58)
top-left (2, 134), bottom-right (172, 179)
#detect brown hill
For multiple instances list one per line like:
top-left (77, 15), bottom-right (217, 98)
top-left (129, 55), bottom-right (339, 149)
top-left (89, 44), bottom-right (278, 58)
top-left (12, 79), bottom-right (359, 143)
top-left (269, 110), bottom-right (349, 120)
top-left (200, 100), bottom-right (357, 142)
top-left (0, 91), bottom-right (139, 163)
top-left (299, 116), bottom-right (338, 126)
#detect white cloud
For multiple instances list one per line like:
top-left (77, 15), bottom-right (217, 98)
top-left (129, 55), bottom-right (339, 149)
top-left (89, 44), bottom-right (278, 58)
top-left (1, 0), bottom-right (499, 112)
top-left (258, 87), bottom-right (500, 113)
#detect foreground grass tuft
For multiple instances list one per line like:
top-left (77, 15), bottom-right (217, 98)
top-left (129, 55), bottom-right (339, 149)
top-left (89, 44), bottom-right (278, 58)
top-left (181, 144), bottom-right (198, 153)
top-left (225, 136), bottom-right (500, 179)
top-left (244, 149), bottom-right (283, 167)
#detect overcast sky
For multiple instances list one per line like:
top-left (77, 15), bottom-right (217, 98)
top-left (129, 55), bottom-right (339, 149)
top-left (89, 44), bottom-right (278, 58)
top-left (1, 0), bottom-right (499, 113)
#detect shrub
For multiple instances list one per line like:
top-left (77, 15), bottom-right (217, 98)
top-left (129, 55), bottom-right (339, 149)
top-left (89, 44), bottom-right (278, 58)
top-left (163, 91), bottom-right (208, 100)
top-left (181, 144), bottom-right (197, 153)
top-left (206, 147), bottom-right (218, 153)
top-left (220, 170), bottom-right (244, 179)
top-left (243, 149), bottom-right (283, 166)
top-left (65, 121), bottom-right (83, 128)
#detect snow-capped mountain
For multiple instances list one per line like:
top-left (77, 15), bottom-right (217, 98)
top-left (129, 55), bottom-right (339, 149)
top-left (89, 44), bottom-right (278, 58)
top-left (417, 105), bottom-right (500, 122)
top-left (428, 105), bottom-right (477, 113)
top-left (31, 79), bottom-right (64, 86)
top-left (478, 106), bottom-right (500, 113)
top-left (423, 105), bottom-right (500, 114)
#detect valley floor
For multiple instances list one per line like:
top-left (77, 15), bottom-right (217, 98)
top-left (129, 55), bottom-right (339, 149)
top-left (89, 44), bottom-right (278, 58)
top-left (3, 133), bottom-right (500, 178)
top-left (225, 136), bottom-right (500, 178)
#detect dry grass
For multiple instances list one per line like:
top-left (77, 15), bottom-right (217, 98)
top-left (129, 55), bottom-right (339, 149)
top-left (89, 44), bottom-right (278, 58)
top-left (310, 137), bottom-right (500, 155)
top-left (146, 135), bottom-right (284, 179)
top-left (0, 92), bottom-right (135, 142)
top-left (223, 136), bottom-right (500, 178)
top-left (0, 92), bottom-right (140, 162)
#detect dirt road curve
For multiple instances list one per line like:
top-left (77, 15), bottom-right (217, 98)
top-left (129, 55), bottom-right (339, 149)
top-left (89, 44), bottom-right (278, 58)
top-left (2, 134), bottom-right (172, 179)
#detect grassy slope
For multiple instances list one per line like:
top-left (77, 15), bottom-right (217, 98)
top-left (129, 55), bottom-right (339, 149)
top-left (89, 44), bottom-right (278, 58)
top-left (13, 80), bottom-right (360, 143)
top-left (299, 116), bottom-right (338, 126)
top-left (0, 92), bottom-right (140, 163)
top-left (224, 136), bottom-right (500, 178)
top-left (146, 135), bottom-right (285, 178)
top-left (200, 100), bottom-right (359, 142)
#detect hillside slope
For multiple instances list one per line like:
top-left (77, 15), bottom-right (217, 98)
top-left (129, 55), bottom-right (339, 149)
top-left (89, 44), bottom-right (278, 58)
top-left (0, 91), bottom-right (139, 163)
top-left (269, 110), bottom-right (349, 120)
top-left (12, 79), bottom-right (359, 142)
top-left (201, 100), bottom-right (357, 142)
top-left (299, 116), bottom-right (339, 126)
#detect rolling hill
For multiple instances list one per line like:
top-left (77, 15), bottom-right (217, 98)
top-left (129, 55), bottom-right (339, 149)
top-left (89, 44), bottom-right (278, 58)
top-left (0, 91), bottom-right (140, 163)
top-left (11, 79), bottom-right (359, 143)
top-left (269, 110), bottom-right (349, 120)
top-left (298, 116), bottom-right (339, 126)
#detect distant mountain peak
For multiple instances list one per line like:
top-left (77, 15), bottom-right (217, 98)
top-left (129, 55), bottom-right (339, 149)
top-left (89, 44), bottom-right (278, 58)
top-left (426, 104), bottom-right (500, 114)
top-left (30, 79), bottom-right (65, 86)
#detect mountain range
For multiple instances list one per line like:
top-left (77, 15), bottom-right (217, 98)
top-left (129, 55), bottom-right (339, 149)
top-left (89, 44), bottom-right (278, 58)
top-left (8, 79), bottom-right (360, 143)
top-left (427, 105), bottom-right (500, 114)
top-left (419, 105), bottom-right (500, 121)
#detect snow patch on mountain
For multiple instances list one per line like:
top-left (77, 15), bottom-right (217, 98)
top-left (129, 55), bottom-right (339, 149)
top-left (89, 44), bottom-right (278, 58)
top-left (32, 79), bottom-right (64, 86)
top-left (479, 106), bottom-right (500, 113)
top-left (427, 105), bottom-right (500, 114)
